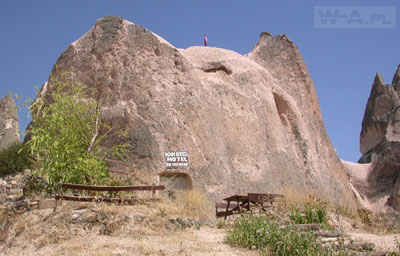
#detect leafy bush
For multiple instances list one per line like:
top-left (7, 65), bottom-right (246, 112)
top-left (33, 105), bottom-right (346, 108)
top-left (289, 200), bottom-right (328, 228)
top-left (0, 142), bottom-right (32, 177)
top-left (226, 215), bottom-right (327, 255)
top-left (25, 72), bottom-right (130, 193)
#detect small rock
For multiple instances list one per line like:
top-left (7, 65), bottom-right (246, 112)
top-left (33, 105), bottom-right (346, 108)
top-left (133, 215), bottom-right (145, 223)
top-left (320, 237), bottom-right (338, 243)
top-left (96, 212), bottom-right (107, 222)
top-left (198, 218), bottom-right (214, 227)
top-left (176, 218), bottom-right (186, 228)
top-left (7, 194), bottom-right (22, 201)
top-left (38, 198), bottom-right (56, 209)
top-left (165, 224), bottom-right (174, 230)
top-left (28, 201), bottom-right (39, 209)
top-left (357, 251), bottom-right (387, 256)
top-left (71, 212), bottom-right (88, 223)
top-left (297, 223), bottom-right (321, 231)
top-left (24, 169), bottom-right (32, 176)
top-left (315, 231), bottom-right (340, 238)
top-left (8, 188), bottom-right (23, 195)
top-left (71, 213), bottom-right (80, 222)
top-left (347, 242), bottom-right (375, 251)
top-left (0, 194), bottom-right (7, 203)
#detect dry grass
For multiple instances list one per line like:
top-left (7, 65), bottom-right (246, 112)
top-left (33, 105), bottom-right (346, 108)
top-left (14, 215), bottom-right (25, 237)
top-left (281, 187), bottom-right (356, 218)
top-left (281, 187), bottom-right (315, 208)
top-left (357, 208), bottom-right (400, 235)
top-left (0, 206), bottom-right (14, 242)
top-left (177, 189), bottom-right (214, 219)
top-left (157, 189), bottom-right (215, 220)
top-left (281, 187), bottom-right (328, 209)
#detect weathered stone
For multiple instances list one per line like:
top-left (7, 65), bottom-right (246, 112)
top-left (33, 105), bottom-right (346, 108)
top-left (8, 189), bottom-right (23, 195)
top-left (297, 223), bottom-right (321, 231)
top-left (344, 66), bottom-right (400, 212)
top-left (347, 242), bottom-right (375, 251)
top-left (320, 237), bottom-right (338, 243)
top-left (38, 198), bottom-right (56, 209)
top-left (393, 65), bottom-right (400, 95)
top-left (364, 251), bottom-right (388, 256)
top-left (7, 195), bottom-right (22, 201)
top-left (23, 169), bottom-right (32, 176)
top-left (0, 194), bottom-right (7, 203)
top-left (31, 15), bottom-right (357, 208)
top-left (0, 95), bottom-right (20, 150)
top-left (315, 230), bottom-right (340, 238)
top-left (359, 73), bottom-right (397, 156)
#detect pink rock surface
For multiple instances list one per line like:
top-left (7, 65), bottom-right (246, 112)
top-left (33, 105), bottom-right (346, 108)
top-left (34, 16), bottom-right (356, 208)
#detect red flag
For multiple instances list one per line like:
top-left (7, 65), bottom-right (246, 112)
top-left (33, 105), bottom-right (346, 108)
top-left (204, 34), bottom-right (208, 46)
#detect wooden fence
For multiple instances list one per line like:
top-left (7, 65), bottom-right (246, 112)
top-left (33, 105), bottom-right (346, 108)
top-left (55, 183), bottom-right (165, 204)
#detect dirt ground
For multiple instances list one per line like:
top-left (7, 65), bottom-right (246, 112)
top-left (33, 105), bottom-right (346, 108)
top-left (0, 198), bottom-right (259, 256)
top-left (1, 198), bottom-right (399, 256)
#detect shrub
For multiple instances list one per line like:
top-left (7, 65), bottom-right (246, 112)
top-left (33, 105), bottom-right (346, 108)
top-left (226, 215), bottom-right (326, 255)
top-left (289, 199), bottom-right (328, 228)
top-left (25, 72), bottom-right (130, 193)
top-left (0, 142), bottom-right (32, 177)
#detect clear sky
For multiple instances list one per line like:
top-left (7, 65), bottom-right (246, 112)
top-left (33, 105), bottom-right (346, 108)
top-left (0, 0), bottom-right (399, 162)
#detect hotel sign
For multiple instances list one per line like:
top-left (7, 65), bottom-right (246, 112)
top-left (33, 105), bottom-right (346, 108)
top-left (165, 151), bottom-right (189, 168)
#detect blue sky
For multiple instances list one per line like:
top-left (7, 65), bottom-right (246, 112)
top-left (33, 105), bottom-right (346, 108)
top-left (0, 1), bottom-right (399, 162)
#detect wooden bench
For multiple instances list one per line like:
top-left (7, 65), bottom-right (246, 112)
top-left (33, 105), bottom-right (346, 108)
top-left (247, 193), bottom-right (284, 208)
top-left (55, 183), bottom-right (165, 204)
top-left (215, 202), bottom-right (239, 218)
top-left (216, 193), bottom-right (285, 218)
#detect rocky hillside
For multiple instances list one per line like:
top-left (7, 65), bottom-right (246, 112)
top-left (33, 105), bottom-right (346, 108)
top-left (35, 15), bottom-right (356, 208)
top-left (0, 95), bottom-right (20, 151)
top-left (343, 66), bottom-right (400, 212)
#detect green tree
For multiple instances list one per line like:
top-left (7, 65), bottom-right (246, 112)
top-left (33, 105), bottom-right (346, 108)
top-left (25, 72), bottom-right (129, 193)
top-left (0, 142), bottom-right (32, 177)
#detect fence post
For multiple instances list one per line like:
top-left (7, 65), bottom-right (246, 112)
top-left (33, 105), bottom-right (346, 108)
top-left (56, 182), bottom-right (62, 206)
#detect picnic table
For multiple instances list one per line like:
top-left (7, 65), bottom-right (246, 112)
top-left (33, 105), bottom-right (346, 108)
top-left (217, 193), bottom-right (284, 219)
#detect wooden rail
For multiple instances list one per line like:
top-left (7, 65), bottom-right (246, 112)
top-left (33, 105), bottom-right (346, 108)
top-left (104, 158), bottom-right (135, 168)
top-left (56, 183), bottom-right (164, 204)
top-left (104, 158), bottom-right (135, 175)
top-left (59, 183), bottom-right (164, 191)
top-left (54, 195), bottom-right (160, 203)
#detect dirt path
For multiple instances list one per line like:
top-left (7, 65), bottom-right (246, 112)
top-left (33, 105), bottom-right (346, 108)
top-left (347, 232), bottom-right (400, 252)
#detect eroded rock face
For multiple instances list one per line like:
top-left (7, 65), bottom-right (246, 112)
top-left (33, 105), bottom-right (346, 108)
top-left (38, 15), bottom-right (356, 208)
top-left (350, 66), bottom-right (400, 211)
top-left (360, 73), bottom-right (398, 157)
top-left (0, 95), bottom-right (20, 150)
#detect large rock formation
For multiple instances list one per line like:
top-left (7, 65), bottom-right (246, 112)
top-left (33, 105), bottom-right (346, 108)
top-left (0, 95), bottom-right (20, 150)
top-left (37, 15), bottom-right (356, 207)
top-left (344, 66), bottom-right (400, 212)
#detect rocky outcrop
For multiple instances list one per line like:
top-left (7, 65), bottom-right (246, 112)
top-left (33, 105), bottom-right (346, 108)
top-left (359, 72), bottom-right (399, 159)
top-left (0, 95), bottom-right (20, 150)
top-left (344, 66), bottom-right (400, 212)
top-left (35, 15), bottom-right (356, 208)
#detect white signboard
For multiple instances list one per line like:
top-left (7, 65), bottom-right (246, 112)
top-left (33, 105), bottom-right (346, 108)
top-left (165, 151), bottom-right (189, 168)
